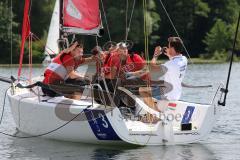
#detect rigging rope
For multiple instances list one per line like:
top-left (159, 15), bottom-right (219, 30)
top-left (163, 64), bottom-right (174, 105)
top-left (10, 0), bottom-right (13, 74)
top-left (100, 0), bottom-right (111, 41)
top-left (143, 0), bottom-right (155, 137)
top-left (143, 0), bottom-right (150, 83)
top-left (28, 33), bottom-right (33, 83)
top-left (143, 1), bottom-right (160, 144)
top-left (158, 0), bottom-right (193, 64)
top-left (127, 0), bottom-right (136, 40)
top-left (125, 0), bottom-right (129, 40)
top-left (112, 0), bottom-right (137, 95)
top-left (31, 33), bottom-right (56, 55)
top-left (94, 37), bottom-right (117, 112)
top-left (29, 0), bottom-right (32, 16)
top-left (108, 1), bottom-right (134, 98)
top-left (125, 0), bottom-right (136, 41)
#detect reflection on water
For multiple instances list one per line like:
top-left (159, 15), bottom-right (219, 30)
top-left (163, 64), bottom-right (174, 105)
top-left (0, 63), bottom-right (240, 160)
top-left (7, 137), bottom-right (216, 160)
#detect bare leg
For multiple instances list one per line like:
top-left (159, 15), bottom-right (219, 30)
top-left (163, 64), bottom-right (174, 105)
top-left (139, 87), bottom-right (158, 111)
top-left (139, 87), bottom-right (160, 123)
top-left (72, 92), bottom-right (82, 100)
top-left (65, 92), bottom-right (82, 100)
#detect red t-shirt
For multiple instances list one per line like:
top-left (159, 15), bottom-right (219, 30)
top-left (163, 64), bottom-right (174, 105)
top-left (102, 52), bottom-right (145, 79)
top-left (43, 53), bottom-right (85, 84)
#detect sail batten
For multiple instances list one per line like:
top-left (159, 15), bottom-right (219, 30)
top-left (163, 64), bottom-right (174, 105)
top-left (62, 26), bottom-right (102, 35)
top-left (62, 0), bottom-right (101, 35)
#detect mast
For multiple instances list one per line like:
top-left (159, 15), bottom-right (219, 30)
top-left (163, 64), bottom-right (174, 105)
top-left (218, 11), bottom-right (240, 106)
top-left (57, 0), bottom-right (69, 51)
top-left (18, 0), bottom-right (31, 80)
top-left (59, 0), bottom-right (64, 38)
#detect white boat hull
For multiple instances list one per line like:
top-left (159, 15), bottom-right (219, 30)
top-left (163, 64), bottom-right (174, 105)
top-left (8, 89), bottom-right (123, 144)
top-left (7, 85), bottom-right (222, 145)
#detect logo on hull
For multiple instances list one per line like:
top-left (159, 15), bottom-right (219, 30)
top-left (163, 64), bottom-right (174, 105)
top-left (181, 106), bottom-right (195, 124)
top-left (84, 109), bottom-right (121, 140)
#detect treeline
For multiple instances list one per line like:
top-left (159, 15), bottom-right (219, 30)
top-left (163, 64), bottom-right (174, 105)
top-left (0, 0), bottom-right (240, 64)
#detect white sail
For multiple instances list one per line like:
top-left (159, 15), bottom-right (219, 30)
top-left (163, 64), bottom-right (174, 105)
top-left (44, 0), bottom-right (60, 55)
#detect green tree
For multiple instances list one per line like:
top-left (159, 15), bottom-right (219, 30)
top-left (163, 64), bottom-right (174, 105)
top-left (0, 1), bottom-right (19, 64)
top-left (202, 0), bottom-right (240, 60)
top-left (203, 0), bottom-right (239, 24)
top-left (93, 0), bottom-right (160, 52)
top-left (203, 19), bottom-right (233, 60)
top-left (9, 0), bottom-right (55, 64)
top-left (2, 0), bottom-right (239, 64)
top-left (13, 0), bottom-right (55, 37)
top-left (156, 0), bottom-right (210, 56)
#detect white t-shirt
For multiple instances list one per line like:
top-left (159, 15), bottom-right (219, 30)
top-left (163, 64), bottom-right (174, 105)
top-left (158, 55), bottom-right (188, 100)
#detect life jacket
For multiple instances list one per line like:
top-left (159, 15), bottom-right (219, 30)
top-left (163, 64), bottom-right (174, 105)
top-left (104, 51), bottom-right (136, 65)
top-left (101, 52), bottom-right (145, 77)
top-left (123, 52), bottom-right (145, 72)
top-left (100, 52), bottom-right (114, 75)
top-left (43, 53), bottom-right (74, 84)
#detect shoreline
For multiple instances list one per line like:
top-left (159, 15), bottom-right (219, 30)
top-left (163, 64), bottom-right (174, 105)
top-left (0, 58), bottom-right (238, 67)
top-left (0, 64), bottom-right (43, 67)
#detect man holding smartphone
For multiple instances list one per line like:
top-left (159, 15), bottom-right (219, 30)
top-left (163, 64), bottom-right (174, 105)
top-left (139, 37), bottom-right (188, 112)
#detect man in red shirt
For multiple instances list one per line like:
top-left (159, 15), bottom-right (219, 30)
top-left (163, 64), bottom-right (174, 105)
top-left (102, 43), bottom-right (145, 79)
top-left (96, 43), bottom-right (145, 94)
top-left (42, 41), bottom-right (96, 98)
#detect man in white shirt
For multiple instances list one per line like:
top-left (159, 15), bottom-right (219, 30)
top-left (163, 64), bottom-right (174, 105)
top-left (139, 37), bottom-right (188, 112)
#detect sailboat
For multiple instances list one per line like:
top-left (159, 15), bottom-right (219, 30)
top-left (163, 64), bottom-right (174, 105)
top-left (42, 0), bottom-right (60, 66)
top-left (1, 0), bottom-right (236, 145)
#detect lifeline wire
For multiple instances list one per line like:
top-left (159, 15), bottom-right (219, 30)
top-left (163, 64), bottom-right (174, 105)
top-left (0, 84), bottom-right (93, 139)
top-left (0, 102), bottom-right (91, 139)
top-left (0, 87), bottom-right (10, 125)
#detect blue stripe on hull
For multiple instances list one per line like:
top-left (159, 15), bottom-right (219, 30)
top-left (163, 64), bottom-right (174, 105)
top-left (181, 106), bottom-right (195, 124)
top-left (84, 109), bottom-right (121, 140)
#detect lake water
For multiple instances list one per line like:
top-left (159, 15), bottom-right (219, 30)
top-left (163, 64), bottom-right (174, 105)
top-left (0, 63), bottom-right (239, 160)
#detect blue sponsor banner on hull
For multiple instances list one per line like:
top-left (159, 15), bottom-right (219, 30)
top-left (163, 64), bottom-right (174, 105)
top-left (84, 109), bottom-right (121, 140)
top-left (181, 106), bottom-right (195, 124)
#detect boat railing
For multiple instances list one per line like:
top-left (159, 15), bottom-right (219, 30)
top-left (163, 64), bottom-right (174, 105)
top-left (210, 82), bottom-right (225, 105)
top-left (90, 83), bottom-right (107, 108)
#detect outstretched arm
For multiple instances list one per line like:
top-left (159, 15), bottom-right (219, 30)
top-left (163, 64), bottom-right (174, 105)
top-left (82, 56), bottom-right (95, 64)
top-left (150, 46), bottom-right (162, 70)
top-left (126, 67), bottom-right (148, 78)
top-left (68, 70), bottom-right (85, 79)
